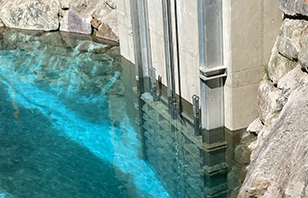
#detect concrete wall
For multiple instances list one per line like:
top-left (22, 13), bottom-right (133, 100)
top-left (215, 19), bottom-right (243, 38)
top-left (223, 0), bottom-right (282, 130)
top-left (147, 0), bottom-right (200, 102)
top-left (117, 0), bottom-right (282, 131)
top-left (117, 0), bottom-right (135, 63)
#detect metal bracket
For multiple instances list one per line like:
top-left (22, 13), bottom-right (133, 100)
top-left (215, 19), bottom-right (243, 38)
top-left (199, 65), bottom-right (227, 81)
top-left (150, 67), bottom-right (158, 101)
top-left (192, 94), bottom-right (200, 136)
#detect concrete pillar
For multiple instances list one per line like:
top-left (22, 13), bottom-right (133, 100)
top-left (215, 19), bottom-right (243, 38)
top-left (198, 0), bottom-right (226, 143)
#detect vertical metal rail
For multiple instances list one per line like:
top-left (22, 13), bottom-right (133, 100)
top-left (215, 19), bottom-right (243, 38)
top-left (162, 0), bottom-right (172, 108)
top-left (130, 0), bottom-right (152, 93)
top-left (174, 0), bottom-right (183, 116)
top-left (198, 0), bottom-right (227, 144)
top-left (129, 0), bottom-right (153, 161)
top-left (166, 0), bottom-right (176, 105)
top-left (162, 0), bottom-right (177, 119)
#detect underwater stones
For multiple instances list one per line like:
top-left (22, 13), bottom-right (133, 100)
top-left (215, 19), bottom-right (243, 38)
top-left (60, 9), bottom-right (92, 35)
top-left (74, 40), bottom-right (109, 54)
top-left (106, 46), bottom-right (120, 57)
top-left (39, 32), bottom-right (67, 48)
top-left (279, 0), bottom-right (308, 17)
top-left (0, 0), bottom-right (59, 31)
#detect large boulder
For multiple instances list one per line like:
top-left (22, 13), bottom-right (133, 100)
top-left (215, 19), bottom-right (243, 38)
top-left (57, 0), bottom-right (118, 42)
top-left (279, 0), bottom-right (308, 17)
top-left (239, 77), bottom-right (308, 197)
top-left (0, 0), bottom-right (59, 31)
top-left (92, 4), bottom-right (118, 42)
top-left (60, 9), bottom-right (92, 35)
top-left (267, 19), bottom-right (308, 84)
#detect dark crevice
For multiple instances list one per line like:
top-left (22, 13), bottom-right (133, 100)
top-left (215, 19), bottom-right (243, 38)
top-left (283, 13), bottom-right (308, 21)
top-left (278, 52), bottom-right (298, 62)
top-left (301, 67), bottom-right (308, 74)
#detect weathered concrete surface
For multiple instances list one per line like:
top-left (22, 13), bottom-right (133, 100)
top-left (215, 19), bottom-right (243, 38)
top-left (117, 0), bottom-right (282, 131)
top-left (279, 0), bottom-right (308, 17)
top-left (239, 74), bottom-right (308, 197)
top-left (223, 0), bottom-right (282, 131)
top-left (0, 0), bottom-right (59, 31)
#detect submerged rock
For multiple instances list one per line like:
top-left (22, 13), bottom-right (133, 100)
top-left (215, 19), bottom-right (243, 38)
top-left (0, 0), bottom-right (59, 31)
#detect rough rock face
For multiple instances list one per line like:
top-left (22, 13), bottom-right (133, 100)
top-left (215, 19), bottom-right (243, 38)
top-left (60, 9), bottom-right (92, 35)
top-left (96, 23), bottom-right (119, 43)
top-left (279, 0), bottom-right (308, 17)
top-left (0, 0), bottom-right (119, 43)
top-left (0, 0), bottom-right (59, 31)
top-left (57, 0), bottom-right (118, 41)
top-left (299, 26), bottom-right (308, 71)
top-left (106, 0), bottom-right (116, 9)
top-left (268, 19), bottom-right (308, 85)
top-left (239, 1), bottom-right (308, 197)
top-left (239, 76), bottom-right (308, 198)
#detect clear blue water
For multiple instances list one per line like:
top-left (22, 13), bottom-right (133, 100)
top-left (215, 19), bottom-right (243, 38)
top-left (0, 29), bottom-right (169, 198)
top-left (0, 29), bottom-right (243, 198)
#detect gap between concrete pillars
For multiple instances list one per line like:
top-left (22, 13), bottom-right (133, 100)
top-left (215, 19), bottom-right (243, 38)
top-left (130, 0), bottom-right (152, 93)
top-left (198, 0), bottom-right (225, 144)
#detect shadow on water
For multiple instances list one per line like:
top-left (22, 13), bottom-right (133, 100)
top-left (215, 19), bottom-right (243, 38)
top-left (0, 83), bottom-right (141, 198)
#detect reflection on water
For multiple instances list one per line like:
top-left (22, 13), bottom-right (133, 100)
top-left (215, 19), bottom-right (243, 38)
top-left (0, 28), bottom-right (246, 198)
top-left (140, 93), bottom-right (230, 198)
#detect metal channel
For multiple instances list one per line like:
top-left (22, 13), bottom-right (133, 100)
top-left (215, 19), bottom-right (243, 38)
top-left (130, 0), bottom-right (152, 93)
top-left (162, 0), bottom-right (177, 119)
top-left (162, 0), bottom-right (172, 107)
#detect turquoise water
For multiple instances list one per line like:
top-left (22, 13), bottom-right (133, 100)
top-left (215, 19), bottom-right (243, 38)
top-left (0, 29), bottom-right (169, 198)
top-left (0, 29), bottom-right (242, 198)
